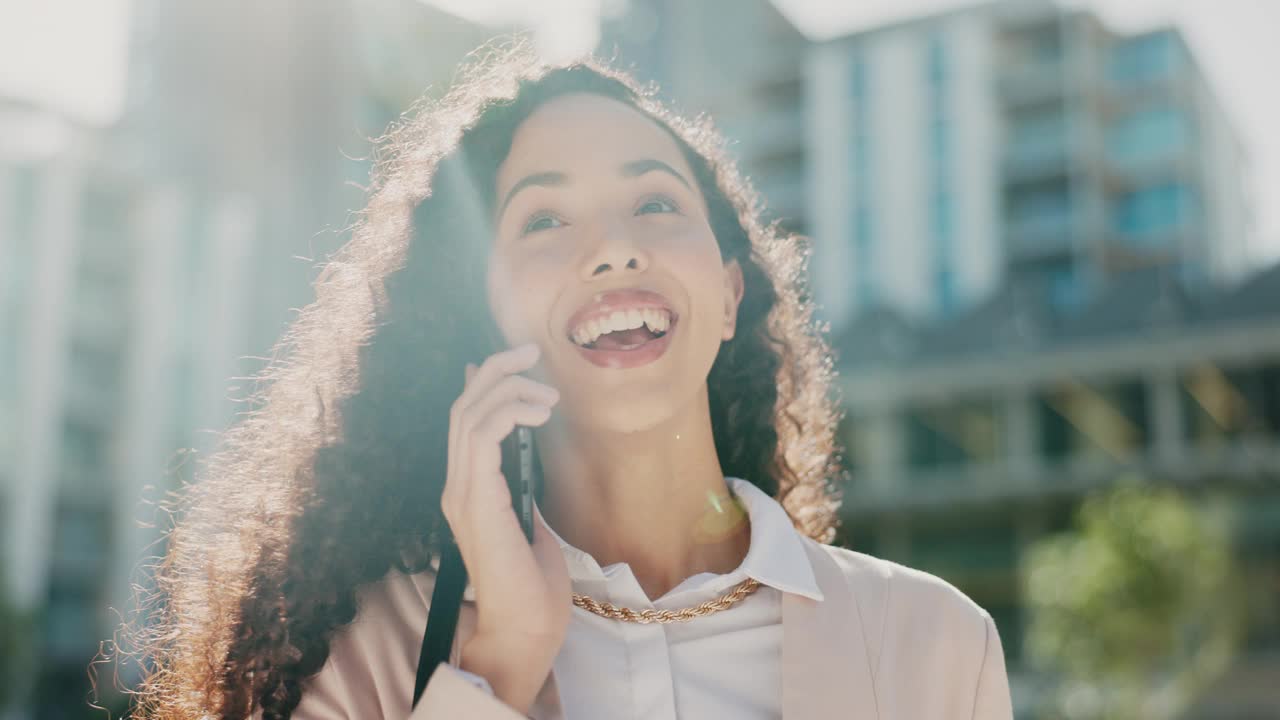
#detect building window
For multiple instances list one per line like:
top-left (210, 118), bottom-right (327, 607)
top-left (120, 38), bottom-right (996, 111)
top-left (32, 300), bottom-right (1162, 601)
top-left (1023, 257), bottom-right (1085, 311)
top-left (1007, 108), bottom-right (1070, 171)
top-left (907, 519), bottom-right (1018, 576)
top-left (44, 503), bottom-right (111, 663)
top-left (1007, 181), bottom-right (1073, 247)
top-left (1109, 31), bottom-right (1178, 86)
top-left (1182, 362), bottom-right (1280, 447)
top-left (1037, 378), bottom-right (1151, 463)
top-left (905, 396), bottom-right (1002, 471)
top-left (1106, 105), bottom-right (1190, 167)
top-left (1112, 182), bottom-right (1199, 243)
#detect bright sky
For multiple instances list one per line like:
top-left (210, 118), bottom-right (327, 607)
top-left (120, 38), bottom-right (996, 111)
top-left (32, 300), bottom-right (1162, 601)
top-left (0, 0), bottom-right (131, 125)
top-left (0, 0), bottom-right (1275, 258)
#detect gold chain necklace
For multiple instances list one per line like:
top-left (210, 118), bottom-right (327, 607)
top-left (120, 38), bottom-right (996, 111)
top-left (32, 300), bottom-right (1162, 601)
top-left (571, 577), bottom-right (761, 624)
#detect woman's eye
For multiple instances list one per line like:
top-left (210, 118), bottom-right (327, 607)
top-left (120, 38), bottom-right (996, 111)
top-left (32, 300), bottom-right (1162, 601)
top-left (522, 213), bottom-right (564, 235)
top-left (636, 196), bottom-right (679, 215)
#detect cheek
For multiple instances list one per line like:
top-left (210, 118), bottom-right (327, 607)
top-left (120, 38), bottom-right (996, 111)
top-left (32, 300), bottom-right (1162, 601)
top-left (649, 220), bottom-right (722, 262)
top-left (653, 224), bottom-right (725, 286)
top-left (488, 245), bottom-right (571, 341)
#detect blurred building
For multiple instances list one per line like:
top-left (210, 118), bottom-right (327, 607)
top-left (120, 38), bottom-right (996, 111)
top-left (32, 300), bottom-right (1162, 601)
top-left (0, 97), bottom-right (260, 718)
top-left (809, 0), bottom-right (1253, 329)
top-left (600, 0), bottom-right (810, 235)
top-left (833, 262), bottom-right (1280, 715)
top-left (1, 2), bottom-right (496, 717)
top-left (124, 0), bottom-right (499, 362)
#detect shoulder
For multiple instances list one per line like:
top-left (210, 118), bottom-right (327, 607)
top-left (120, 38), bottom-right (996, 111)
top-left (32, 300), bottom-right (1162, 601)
top-left (807, 540), bottom-right (996, 672)
top-left (293, 567), bottom-right (438, 717)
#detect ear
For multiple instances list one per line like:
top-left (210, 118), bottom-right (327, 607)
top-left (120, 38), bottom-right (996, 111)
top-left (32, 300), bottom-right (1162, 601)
top-left (722, 259), bottom-right (745, 341)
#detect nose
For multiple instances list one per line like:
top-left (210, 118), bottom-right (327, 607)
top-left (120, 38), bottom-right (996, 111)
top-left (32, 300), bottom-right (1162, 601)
top-left (578, 220), bottom-right (649, 280)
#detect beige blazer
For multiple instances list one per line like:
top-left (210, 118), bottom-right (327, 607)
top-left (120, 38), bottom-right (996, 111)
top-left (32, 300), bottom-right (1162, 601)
top-left (294, 537), bottom-right (1014, 719)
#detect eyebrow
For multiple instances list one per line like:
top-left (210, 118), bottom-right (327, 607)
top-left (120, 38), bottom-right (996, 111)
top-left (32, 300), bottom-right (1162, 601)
top-left (497, 158), bottom-right (694, 220)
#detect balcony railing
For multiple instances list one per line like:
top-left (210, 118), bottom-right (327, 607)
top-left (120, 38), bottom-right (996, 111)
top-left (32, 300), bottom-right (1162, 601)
top-left (999, 58), bottom-right (1068, 108)
top-left (842, 441), bottom-right (1280, 516)
top-left (1006, 207), bottom-right (1076, 254)
top-left (1003, 127), bottom-right (1073, 181)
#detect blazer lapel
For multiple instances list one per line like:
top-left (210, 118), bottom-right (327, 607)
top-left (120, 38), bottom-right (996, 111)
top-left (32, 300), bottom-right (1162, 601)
top-left (782, 540), bottom-right (880, 718)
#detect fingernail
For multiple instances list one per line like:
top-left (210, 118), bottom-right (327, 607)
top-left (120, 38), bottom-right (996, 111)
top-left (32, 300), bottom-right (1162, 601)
top-left (521, 342), bottom-right (540, 357)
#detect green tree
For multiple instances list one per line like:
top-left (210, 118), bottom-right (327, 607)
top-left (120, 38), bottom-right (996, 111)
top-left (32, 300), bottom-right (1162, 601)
top-left (1020, 479), bottom-right (1244, 719)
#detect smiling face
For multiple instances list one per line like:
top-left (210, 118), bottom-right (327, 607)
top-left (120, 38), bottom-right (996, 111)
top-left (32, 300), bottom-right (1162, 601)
top-left (487, 92), bottom-right (744, 433)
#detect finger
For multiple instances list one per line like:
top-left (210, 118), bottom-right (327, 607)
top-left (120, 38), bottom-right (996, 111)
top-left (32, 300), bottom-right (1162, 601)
top-left (455, 375), bottom-right (556, 492)
top-left (468, 401), bottom-right (554, 478)
top-left (462, 375), bottom-right (559, 428)
top-left (445, 391), bottom-right (553, 517)
top-left (449, 353), bottom-right (523, 506)
top-left (460, 343), bottom-right (540, 406)
top-left (445, 346), bottom-right (545, 525)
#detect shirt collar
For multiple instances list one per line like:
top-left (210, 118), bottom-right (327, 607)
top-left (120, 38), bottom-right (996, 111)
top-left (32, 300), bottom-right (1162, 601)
top-left (728, 477), bottom-right (824, 601)
top-left (538, 476), bottom-right (824, 602)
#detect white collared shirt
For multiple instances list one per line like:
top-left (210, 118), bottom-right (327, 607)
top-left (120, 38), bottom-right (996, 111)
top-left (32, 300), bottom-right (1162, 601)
top-left (531, 476), bottom-right (823, 719)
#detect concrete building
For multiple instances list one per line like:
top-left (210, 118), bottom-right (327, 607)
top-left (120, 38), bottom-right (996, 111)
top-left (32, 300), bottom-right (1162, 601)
top-left (600, 0), bottom-right (811, 235)
top-left (832, 262), bottom-right (1280, 716)
top-left (0, 98), bottom-right (260, 717)
top-left (808, 0), bottom-right (1252, 330)
top-left (1, 2), bottom-right (496, 717)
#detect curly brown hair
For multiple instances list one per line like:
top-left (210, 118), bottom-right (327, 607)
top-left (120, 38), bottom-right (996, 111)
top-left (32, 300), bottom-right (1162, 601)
top-left (123, 39), bottom-right (845, 719)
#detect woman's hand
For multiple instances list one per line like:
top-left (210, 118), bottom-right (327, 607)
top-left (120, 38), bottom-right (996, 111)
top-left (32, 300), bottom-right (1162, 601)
top-left (443, 342), bottom-right (571, 714)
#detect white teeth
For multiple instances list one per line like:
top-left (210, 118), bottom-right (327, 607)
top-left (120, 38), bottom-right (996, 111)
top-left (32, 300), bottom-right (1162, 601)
top-left (643, 309), bottom-right (669, 333)
top-left (571, 307), bottom-right (674, 346)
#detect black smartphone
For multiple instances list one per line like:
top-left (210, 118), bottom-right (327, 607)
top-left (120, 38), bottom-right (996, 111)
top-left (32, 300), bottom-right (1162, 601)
top-left (489, 326), bottom-right (538, 545)
top-left (501, 426), bottom-right (536, 544)
top-left (412, 328), bottom-right (539, 707)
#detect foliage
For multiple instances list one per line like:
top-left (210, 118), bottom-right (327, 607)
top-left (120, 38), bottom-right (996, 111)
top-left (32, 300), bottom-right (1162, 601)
top-left (1020, 478), bottom-right (1245, 719)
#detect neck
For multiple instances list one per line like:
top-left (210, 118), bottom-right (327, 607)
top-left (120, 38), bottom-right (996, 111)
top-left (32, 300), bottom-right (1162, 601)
top-left (535, 389), bottom-right (751, 600)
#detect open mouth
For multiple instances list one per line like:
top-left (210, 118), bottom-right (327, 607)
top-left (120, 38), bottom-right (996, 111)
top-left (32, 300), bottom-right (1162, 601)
top-left (569, 308), bottom-right (675, 351)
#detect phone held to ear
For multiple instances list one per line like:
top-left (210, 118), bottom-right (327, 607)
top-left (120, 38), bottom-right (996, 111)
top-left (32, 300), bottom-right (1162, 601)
top-left (411, 333), bottom-right (542, 707)
top-left (493, 321), bottom-right (538, 545)
top-left (502, 425), bottom-right (536, 544)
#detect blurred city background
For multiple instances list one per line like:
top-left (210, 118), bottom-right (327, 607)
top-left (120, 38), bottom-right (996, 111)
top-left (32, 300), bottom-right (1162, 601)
top-left (1, 0), bottom-right (1277, 717)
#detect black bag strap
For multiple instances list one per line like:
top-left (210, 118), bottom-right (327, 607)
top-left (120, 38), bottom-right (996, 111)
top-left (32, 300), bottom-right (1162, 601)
top-left (412, 543), bottom-right (469, 709)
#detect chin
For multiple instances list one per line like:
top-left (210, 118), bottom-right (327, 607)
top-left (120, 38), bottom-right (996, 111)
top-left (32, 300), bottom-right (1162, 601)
top-left (568, 389), bottom-right (679, 435)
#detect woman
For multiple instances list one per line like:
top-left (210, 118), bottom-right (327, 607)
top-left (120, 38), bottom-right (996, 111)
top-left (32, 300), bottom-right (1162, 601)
top-left (128, 41), bottom-right (1012, 719)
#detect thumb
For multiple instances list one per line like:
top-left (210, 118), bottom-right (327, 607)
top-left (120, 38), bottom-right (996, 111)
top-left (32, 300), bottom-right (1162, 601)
top-left (464, 362), bottom-right (477, 386)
